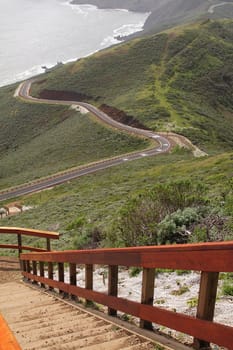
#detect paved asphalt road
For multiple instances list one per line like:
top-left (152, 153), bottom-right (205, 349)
top-left (0, 80), bottom-right (171, 202)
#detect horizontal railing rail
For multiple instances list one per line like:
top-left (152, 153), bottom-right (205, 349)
top-left (0, 244), bottom-right (48, 252)
top-left (0, 227), bottom-right (59, 256)
top-left (20, 241), bottom-right (233, 350)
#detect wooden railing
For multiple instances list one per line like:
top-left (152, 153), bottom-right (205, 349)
top-left (20, 241), bottom-right (233, 349)
top-left (0, 227), bottom-right (59, 256)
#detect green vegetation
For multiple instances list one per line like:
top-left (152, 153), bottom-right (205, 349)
top-left (155, 299), bottom-right (165, 305)
top-left (0, 85), bottom-right (148, 189)
top-left (153, 344), bottom-right (165, 350)
top-left (221, 273), bottom-right (233, 296)
top-left (187, 297), bottom-right (198, 308)
top-left (128, 267), bottom-right (141, 277)
top-left (222, 281), bottom-right (233, 296)
top-left (0, 20), bottom-right (232, 255)
top-left (0, 150), bottom-right (232, 254)
top-left (171, 284), bottom-right (190, 296)
top-left (106, 177), bottom-right (232, 247)
top-left (175, 270), bottom-right (191, 276)
top-left (32, 20), bottom-right (233, 152)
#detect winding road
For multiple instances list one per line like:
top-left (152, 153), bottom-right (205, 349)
top-left (0, 79), bottom-right (172, 202)
top-left (207, 0), bottom-right (233, 14)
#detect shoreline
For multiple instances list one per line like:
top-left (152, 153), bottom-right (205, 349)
top-left (71, 0), bottom-right (154, 33)
top-left (0, 2), bottom-right (148, 89)
top-left (70, 0), bottom-right (153, 12)
top-left (71, 1), bottom-right (226, 35)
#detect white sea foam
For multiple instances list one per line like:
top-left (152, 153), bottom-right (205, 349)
top-left (0, 63), bottom-right (55, 88)
top-left (63, 1), bottom-right (98, 15)
top-left (62, 48), bottom-right (99, 64)
top-left (100, 36), bottom-right (119, 47)
top-left (0, 0), bottom-right (150, 88)
top-left (114, 21), bottom-right (146, 37)
top-left (101, 14), bottom-right (149, 47)
top-left (1, 47), bottom-right (102, 87)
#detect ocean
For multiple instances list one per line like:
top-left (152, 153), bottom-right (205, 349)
top-left (0, 0), bottom-right (149, 87)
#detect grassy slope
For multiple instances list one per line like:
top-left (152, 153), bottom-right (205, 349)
top-left (1, 150), bottom-right (232, 254)
top-left (0, 85), bottom-right (148, 189)
top-left (1, 20), bottom-right (233, 254)
top-left (32, 20), bottom-right (233, 153)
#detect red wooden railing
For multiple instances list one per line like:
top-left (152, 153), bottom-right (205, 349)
top-left (0, 227), bottom-right (59, 256)
top-left (20, 241), bottom-right (233, 349)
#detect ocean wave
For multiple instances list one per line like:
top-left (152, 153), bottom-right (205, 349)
top-left (111, 8), bottom-right (129, 13)
top-left (100, 36), bottom-right (119, 47)
top-left (0, 63), bottom-right (55, 88)
top-left (114, 21), bottom-right (145, 37)
top-left (62, 1), bottom-right (98, 15)
top-left (100, 16), bottom-right (149, 47)
top-left (62, 48), bottom-right (99, 64)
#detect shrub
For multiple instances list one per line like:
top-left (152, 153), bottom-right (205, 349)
top-left (176, 270), bottom-right (191, 276)
top-left (129, 267), bottom-right (141, 277)
top-left (66, 216), bottom-right (86, 231)
top-left (171, 284), bottom-right (190, 296)
top-left (107, 180), bottom-right (207, 247)
top-left (222, 281), bottom-right (233, 296)
top-left (158, 207), bottom-right (201, 244)
top-left (187, 297), bottom-right (198, 308)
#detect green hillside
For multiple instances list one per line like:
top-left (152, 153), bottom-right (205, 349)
top-left (32, 20), bottom-right (233, 153)
top-left (0, 85), bottom-right (148, 189)
top-left (1, 150), bottom-right (232, 253)
top-left (0, 19), bottom-right (232, 254)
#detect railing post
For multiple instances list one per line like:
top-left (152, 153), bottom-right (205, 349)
top-left (44, 238), bottom-right (52, 288)
top-left (19, 256), bottom-right (24, 271)
top-left (194, 271), bottom-right (219, 349)
top-left (58, 262), bottom-right (64, 294)
top-left (85, 264), bottom-right (93, 306)
top-left (26, 260), bottom-right (31, 281)
top-left (140, 267), bottom-right (155, 330)
top-left (39, 261), bottom-right (45, 288)
top-left (46, 238), bottom-right (51, 251)
top-left (21, 259), bottom-right (26, 273)
top-left (48, 262), bottom-right (54, 290)
top-left (21, 259), bottom-right (26, 279)
top-left (17, 234), bottom-right (22, 257)
top-left (69, 263), bottom-right (77, 300)
top-left (32, 261), bottom-right (37, 284)
top-left (108, 265), bottom-right (118, 316)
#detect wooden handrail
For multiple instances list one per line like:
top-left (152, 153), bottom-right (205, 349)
top-left (21, 241), bottom-right (233, 271)
top-left (0, 227), bottom-right (59, 239)
top-left (0, 245), bottom-right (47, 252)
top-left (0, 227), bottom-right (59, 255)
top-left (20, 241), bottom-right (233, 349)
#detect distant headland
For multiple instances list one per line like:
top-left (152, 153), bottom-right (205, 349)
top-left (70, 0), bottom-right (212, 34)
